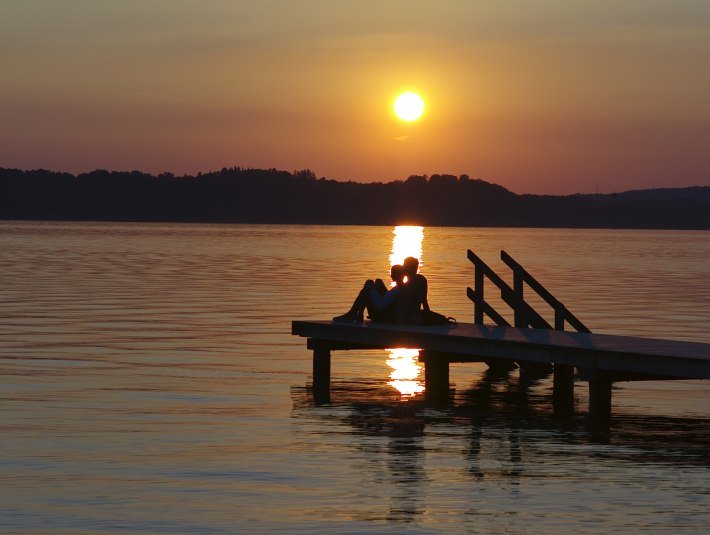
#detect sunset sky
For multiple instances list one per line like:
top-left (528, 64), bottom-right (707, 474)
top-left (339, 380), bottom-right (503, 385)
top-left (1, 1), bottom-right (708, 194)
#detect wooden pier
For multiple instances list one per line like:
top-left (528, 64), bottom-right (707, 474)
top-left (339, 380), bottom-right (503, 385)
top-left (292, 249), bottom-right (710, 420)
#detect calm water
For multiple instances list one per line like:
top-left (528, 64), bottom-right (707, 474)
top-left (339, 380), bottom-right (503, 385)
top-left (1, 221), bottom-right (709, 534)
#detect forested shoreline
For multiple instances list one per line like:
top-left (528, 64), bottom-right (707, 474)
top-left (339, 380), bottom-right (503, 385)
top-left (1, 166), bottom-right (708, 229)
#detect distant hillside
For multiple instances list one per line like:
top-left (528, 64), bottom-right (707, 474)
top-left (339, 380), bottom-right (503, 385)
top-left (578, 186), bottom-right (710, 202)
top-left (1, 166), bottom-right (709, 229)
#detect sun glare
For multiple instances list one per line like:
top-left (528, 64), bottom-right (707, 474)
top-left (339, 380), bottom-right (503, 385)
top-left (386, 225), bottom-right (425, 397)
top-left (394, 92), bottom-right (425, 122)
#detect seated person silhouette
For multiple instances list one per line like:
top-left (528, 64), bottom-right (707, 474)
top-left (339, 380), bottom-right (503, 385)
top-left (397, 256), bottom-right (430, 324)
top-left (333, 264), bottom-right (405, 323)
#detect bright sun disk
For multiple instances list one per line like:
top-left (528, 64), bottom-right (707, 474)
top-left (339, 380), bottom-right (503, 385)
top-left (394, 92), bottom-right (424, 122)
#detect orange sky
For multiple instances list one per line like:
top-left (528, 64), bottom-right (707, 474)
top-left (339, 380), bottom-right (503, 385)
top-left (1, 1), bottom-right (708, 194)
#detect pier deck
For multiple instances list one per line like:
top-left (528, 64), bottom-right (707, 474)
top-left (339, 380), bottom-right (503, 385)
top-left (292, 320), bottom-right (710, 419)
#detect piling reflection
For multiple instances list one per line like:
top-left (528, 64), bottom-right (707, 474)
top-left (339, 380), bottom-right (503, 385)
top-left (293, 363), bottom-right (710, 527)
top-left (387, 226), bottom-right (425, 397)
top-left (294, 368), bottom-right (710, 472)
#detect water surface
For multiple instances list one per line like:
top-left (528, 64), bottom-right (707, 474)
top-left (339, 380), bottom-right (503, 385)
top-left (1, 222), bottom-right (708, 533)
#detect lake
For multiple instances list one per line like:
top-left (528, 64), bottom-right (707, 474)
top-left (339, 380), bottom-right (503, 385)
top-left (1, 221), bottom-right (708, 534)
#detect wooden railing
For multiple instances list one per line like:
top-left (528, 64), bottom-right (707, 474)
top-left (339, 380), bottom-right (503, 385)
top-left (467, 249), bottom-right (590, 333)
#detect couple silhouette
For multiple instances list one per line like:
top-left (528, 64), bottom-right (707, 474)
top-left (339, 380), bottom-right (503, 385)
top-left (333, 256), bottom-right (430, 324)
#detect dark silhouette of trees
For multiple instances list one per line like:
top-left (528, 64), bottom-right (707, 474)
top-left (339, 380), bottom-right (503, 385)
top-left (0, 166), bottom-right (708, 229)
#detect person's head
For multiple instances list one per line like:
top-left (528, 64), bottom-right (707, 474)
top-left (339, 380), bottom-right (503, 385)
top-left (390, 264), bottom-right (405, 285)
top-left (403, 257), bottom-right (419, 278)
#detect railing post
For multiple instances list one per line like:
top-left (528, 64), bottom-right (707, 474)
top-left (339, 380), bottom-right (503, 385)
top-left (513, 266), bottom-right (525, 327)
top-left (554, 307), bottom-right (565, 331)
top-left (474, 265), bottom-right (484, 324)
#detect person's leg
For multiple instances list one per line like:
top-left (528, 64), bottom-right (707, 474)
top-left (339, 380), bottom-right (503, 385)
top-left (363, 281), bottom-right (394, 320)
top-left (333, 280), bottom-right (374, 322)
top-left (374, 278), bottom-right (388, 295)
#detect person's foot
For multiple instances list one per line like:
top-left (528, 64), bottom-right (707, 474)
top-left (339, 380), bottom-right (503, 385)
top-left (332, 311), bottom-right (362, 323)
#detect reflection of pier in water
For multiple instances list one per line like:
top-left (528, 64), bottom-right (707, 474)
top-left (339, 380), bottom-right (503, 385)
top-left (292, 368), bottom-right (710, 470)
top-left (291, 368), bottom-right (708, 521)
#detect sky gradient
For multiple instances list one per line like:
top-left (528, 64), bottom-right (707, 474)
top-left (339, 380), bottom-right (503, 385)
top-left (1, 0), bottom-right (709, 194)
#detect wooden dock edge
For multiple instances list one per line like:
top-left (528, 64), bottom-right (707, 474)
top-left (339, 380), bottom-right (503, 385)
top-left (293, 320), bottom-right (709, 421)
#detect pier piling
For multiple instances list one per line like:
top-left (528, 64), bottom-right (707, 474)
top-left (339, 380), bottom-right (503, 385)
top-left (589, 372), bottom-right (612, 422)
top-left (422, 350), bottom-right (450, 401)
top-left (311, 340), bottom-right (331, 404)
top-left (553, 363), bottom-right (575, 417)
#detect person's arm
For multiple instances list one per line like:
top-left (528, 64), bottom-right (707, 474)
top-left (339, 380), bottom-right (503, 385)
top-left (421, 276), bottom-right (430, 311)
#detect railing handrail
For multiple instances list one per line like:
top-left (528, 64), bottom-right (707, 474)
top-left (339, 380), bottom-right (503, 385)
top-left (500, 250), bottom-right (590, 333)
top-left (501, 250), bottom-right (560, 309)
top-left (467, 249), bottom-right (507, 292)
top-left (467, 249), bottom-right (551, 329)
top-left (467, 248), bottom-right (590, 333)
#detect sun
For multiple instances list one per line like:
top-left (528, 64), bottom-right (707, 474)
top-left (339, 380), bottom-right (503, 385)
top-left (394, 92), bottom-right (425, 122)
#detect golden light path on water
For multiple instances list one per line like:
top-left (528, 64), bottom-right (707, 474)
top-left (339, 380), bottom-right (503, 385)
top-left (386, 226), bottom-right (425, 397)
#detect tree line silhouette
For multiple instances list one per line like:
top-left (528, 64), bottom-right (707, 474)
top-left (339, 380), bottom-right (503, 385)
top-left (1, 166), bottom-right (708, 229)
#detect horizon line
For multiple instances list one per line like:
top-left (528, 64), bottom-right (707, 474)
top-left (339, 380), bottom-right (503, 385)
top-left (2, 164), bottom-right (708, 198)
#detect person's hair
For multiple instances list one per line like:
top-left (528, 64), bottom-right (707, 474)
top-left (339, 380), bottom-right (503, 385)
top-left (403, 257), bottom-right (419, 275)
top-left (390, 264), bottom-right (405, 282)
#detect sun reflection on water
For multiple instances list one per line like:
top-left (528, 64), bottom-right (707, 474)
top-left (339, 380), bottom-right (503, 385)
top-left (386, 225), bottom-right (424, 397)
top-left (389, 225), bottom-right (424, 286)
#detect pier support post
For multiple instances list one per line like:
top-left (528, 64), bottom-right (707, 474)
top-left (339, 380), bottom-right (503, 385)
top-left (422, 351), bottom-right (449, 402)
top-left (311, 340), bottom-right (331, 404)
top-left (589, 372), bottom-right (612, 422)
top-left (553, 363), bottom-right (575, 417)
